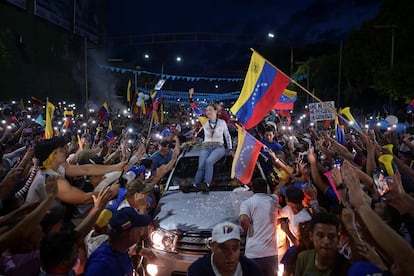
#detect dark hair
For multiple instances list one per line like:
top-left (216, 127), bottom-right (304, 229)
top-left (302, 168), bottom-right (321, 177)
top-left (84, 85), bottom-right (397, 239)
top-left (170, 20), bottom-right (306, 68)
top-left (207, 102), bottom-right (217, 110)
top-left (40, 230), bottom-right (79, 272)
top-left (252, 178), bottom-right (267, 193)
top-left (310, 212), bottom-right (339, 231)
top-left (285, 186), bottom-right (304, 204)
top-left (264, 125), bottom-right (275, 133)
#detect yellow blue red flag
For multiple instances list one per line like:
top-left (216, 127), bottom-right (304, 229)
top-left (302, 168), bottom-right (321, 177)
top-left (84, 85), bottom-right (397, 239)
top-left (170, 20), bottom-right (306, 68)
top-left (98, 102), bottom-right (109, 121)
top-left (230, 50), bottom-right (290, 129)
top-left (231, 125), bottom-right (264, 184)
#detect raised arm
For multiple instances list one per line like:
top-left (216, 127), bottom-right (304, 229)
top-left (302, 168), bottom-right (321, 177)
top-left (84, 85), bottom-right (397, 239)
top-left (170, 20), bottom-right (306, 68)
top-left (0, 175), bottom-right (58, 251)
top-left (343, 161), bottom-right (414, 274)
top-left (64, 161), bottom-right (127, 177)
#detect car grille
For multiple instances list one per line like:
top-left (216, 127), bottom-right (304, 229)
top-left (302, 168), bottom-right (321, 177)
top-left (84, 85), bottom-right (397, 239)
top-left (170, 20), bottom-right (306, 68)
top-left (175, 231), bottom-right (246, 255)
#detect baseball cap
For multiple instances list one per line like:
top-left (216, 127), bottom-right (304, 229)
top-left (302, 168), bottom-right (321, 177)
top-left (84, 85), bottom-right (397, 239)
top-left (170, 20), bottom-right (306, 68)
top-left (34, 136), bottom-right (70, 162)
top-left (160, 140), bottom-right (170, 147)
top-left (347, 262), bottom-right (385, 276)
top-left (109, 207), bottom-right (151, 233)
top-left (126, 179), bottom-right (153, 197)
top-left (161, 128), bottom-right (172, 137)
top-left (211, 222), bottom-right (240, 243)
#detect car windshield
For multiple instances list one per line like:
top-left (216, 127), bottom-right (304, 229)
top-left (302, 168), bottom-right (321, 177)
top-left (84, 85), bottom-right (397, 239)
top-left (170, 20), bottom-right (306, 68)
top-left (166, 148), bottom-right (264, 192)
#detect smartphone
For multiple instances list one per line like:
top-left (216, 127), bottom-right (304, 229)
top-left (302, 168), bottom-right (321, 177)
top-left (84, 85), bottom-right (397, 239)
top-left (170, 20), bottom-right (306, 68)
top-left (333, 159), bottom-right (342, 169)
top-left (372, 169), bottom-right (391, 196)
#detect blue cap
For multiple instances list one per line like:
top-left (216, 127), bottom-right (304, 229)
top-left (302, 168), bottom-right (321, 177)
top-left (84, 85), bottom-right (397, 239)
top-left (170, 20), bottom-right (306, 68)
top-left (161, 128), bottom-right (172, 137)
top-left (109, 207), bottom-right (151, 233)
top-left (127, 165), bottom-right (146, 178)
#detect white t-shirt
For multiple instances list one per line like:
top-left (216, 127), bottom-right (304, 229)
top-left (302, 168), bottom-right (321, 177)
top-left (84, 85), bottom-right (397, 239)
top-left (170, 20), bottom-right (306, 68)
top-left (84, 230), bottom-right (108, 257)
top-left (239, 193), bottom-right (278, 258)
top-left (25, 166), bottom-right (65, 204)
top-left (279, 206), bottom-right (312, 239)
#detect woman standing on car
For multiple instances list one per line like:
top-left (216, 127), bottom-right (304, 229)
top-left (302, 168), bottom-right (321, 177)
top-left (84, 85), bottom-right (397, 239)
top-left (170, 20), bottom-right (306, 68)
top-left (192, 102), bottom-right (232, 193)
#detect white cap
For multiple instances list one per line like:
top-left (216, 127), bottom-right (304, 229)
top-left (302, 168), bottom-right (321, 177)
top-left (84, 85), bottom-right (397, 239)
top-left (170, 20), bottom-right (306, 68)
top-left (211, 222), bottom-right (240, 243)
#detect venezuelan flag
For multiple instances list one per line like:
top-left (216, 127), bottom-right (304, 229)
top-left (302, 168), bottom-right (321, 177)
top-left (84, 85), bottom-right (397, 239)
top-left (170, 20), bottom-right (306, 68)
top-left (231, 50), bottom-right (290, 129)
top-left (105, 121), bottom-right (115, 143)
top-left (273, 89), bottom-right (297, 110)
top-left (231, 126), bottom-right (264, 184)
top-left (98, 102), bottom-right (109, 121)
top-left (150, 90), bottom-right (161, 111)
top-left (335, 113), bottom-right (345, 145)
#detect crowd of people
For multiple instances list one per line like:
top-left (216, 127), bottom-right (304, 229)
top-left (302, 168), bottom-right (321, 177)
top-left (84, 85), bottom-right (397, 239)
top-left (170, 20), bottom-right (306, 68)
top-left (0, 90), bottom-right (414, 276)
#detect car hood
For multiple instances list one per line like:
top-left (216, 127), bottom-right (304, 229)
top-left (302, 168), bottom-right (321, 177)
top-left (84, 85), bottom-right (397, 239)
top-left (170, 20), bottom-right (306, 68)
top-left (152, 189), bottom-right (253, 233)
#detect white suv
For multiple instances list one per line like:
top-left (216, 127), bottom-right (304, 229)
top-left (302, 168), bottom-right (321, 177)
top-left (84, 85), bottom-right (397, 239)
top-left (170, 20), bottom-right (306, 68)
top-left (143, 145), bottom-right (268, 276)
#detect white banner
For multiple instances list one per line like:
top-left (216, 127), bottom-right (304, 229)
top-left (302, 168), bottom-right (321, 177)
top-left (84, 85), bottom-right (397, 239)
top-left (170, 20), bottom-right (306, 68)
top-left (309, 101), bottom-right (335, 121)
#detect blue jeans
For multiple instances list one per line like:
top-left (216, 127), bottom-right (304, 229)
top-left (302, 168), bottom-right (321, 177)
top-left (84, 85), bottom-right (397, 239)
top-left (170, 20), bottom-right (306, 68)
top-left (251, 255), bottom-right (278, 276)
top-left (193, 145), bottom-right (225, 185)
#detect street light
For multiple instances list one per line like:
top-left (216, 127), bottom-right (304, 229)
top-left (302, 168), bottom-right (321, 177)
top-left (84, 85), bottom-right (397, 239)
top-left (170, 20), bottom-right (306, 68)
top-left (267, 32), bottom-right (294, 75)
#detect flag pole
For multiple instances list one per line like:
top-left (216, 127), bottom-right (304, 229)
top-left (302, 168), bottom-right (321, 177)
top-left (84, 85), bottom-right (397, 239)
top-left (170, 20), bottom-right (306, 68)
top-left (250, 48), bottom-right (362, 135)
top-left (146, 110), bottom-right (155, 147)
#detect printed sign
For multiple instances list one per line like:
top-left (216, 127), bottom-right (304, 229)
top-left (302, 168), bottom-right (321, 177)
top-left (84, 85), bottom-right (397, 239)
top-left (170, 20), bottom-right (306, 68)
top-left (309, 101), bottom-right (335, 121)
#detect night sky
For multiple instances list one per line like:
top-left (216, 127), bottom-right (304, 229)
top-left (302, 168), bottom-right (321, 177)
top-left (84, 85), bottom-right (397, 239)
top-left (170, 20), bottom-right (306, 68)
top-left (103, 0), bottom-right (381, 82)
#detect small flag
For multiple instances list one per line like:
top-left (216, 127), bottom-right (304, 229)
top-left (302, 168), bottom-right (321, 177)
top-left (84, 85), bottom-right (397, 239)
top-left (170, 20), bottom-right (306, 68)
top-left (63, 110), bottom-right (73, 129)
top-left (127, 80), bottom-right (132, 103)
top-left (150, 90), bottom-right (161, 111)
top-left (273, 89), bottom-right (297, 110)
top-left (45, 101), bottom-right (55, 139)
top-left (335, 113), bottom-right (345, 145)
top-left (31, 96), bottom-right (46, 106)
top-left (98, 102), bottom-right (109, 121)
top-left (105, 121), bottom-right (115, 143)
top-left (19, 98), bottom-right (25, 111)
top-left (35, 114), bottom-right (45, 127)
top-left (160, 104), bottom-right (164, 123)
top-left (231, 125), bottom-right (264, 184)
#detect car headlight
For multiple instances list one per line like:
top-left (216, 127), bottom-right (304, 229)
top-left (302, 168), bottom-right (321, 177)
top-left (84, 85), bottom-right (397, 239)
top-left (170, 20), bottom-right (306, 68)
top-left (150, 228), bottom-right (177, 253)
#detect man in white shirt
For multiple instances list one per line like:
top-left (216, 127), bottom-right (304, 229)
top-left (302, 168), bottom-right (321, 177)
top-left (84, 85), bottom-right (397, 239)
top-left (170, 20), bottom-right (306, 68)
top-left (240, 178), bottom-right (278, 276)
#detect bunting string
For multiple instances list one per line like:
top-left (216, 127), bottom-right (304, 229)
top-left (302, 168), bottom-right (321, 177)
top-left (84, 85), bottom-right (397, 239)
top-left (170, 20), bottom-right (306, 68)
top-left (99, 64), bottom-right (309, 83)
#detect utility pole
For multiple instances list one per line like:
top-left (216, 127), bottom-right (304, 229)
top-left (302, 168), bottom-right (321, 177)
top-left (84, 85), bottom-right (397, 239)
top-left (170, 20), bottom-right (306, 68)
top-left (337, 40), bottom-right (343, 108)
top-left (374, 24), bottom-right (396, 112)
top-left (84, 37), bottom-right (89, 121)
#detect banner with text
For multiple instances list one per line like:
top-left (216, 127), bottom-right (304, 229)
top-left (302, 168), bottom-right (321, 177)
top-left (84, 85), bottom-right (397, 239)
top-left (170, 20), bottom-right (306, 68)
top-left (309, 101), bottom-right (335, 121)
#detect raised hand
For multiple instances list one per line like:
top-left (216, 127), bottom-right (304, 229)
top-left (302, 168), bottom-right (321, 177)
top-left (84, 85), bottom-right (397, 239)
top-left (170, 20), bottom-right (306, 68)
top-left (92, 186), bottom-right (113, 211)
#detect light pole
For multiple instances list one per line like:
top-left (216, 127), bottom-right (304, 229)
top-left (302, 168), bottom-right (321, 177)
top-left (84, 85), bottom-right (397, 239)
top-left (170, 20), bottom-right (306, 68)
top-left (295, 61), bottom-right (310, 107)
top-left (374, 24), bottom-right (396, 110)
top-left (268, 32), bottom-right (294, 76)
